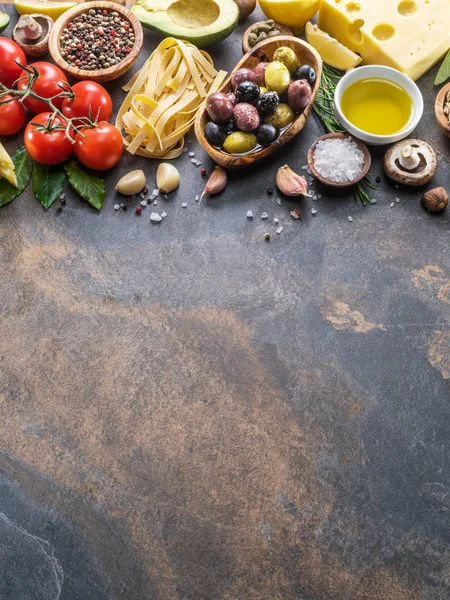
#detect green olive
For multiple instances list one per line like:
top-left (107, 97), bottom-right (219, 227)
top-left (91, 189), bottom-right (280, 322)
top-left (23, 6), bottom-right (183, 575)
top-left (264, 61), bottom-right (291, 95)
top-left (264, 103), bottom-right (295, 128)
top-left (223, 131), bottom-right (257, 154)
top-left (273, 47), bottom-right (300, 74)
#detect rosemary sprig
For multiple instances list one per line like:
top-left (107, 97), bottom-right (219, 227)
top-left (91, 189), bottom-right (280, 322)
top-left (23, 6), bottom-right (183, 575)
top-left (313, 64), bottom-right (378, 206)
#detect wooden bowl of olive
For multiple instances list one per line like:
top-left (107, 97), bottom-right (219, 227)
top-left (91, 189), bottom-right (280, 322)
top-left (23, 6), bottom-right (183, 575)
top-left (242, 20), bottom-right (294, 54)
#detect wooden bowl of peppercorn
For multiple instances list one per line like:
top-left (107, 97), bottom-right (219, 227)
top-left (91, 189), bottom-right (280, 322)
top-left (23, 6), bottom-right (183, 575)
top-left (49, 1), bottom-right (143, 83)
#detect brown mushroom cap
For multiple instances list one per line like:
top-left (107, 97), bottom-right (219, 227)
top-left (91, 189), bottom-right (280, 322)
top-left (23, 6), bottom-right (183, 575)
top-left (13, 14), bottom-right (54, 57)
top-left (383, 139), bottom-right (437, 187)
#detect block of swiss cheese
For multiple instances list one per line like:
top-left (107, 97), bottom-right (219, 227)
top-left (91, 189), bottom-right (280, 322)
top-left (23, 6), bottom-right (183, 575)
top-left (318, 0), bottom-right (450, 80)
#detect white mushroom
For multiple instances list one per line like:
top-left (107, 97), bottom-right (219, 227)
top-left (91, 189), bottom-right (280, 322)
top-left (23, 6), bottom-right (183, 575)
top-left (384, 139), bottom-right (437, 187)
top-left (13, 14), bottom-right (54, 57)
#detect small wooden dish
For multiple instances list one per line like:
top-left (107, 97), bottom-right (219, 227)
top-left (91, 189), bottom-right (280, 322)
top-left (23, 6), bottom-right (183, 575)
top-left (435, 82), bottom-right (450, 139)
top-left (242, 21), bottom-right (294, 54)
top-left (195, 36), bottom-right (322, 169)
top-left (49, 1), bottom-right (143, 83)
top-left (307, 133), bottom-right (371, 188)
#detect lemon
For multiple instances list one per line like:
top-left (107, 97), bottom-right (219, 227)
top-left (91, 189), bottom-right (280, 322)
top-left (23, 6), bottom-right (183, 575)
top-left (0, 143), bottom-right (17, 188)
top-left (258, 0), bottom-right (320, 35)
top-left (305, 22), bottom-right (362, 69)
top-left (14, 0), bottom-right (77, 20)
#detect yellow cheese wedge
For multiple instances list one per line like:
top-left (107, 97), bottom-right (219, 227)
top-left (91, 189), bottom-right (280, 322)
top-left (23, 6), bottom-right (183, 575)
top-left (0, 143), bottom-right (18, 188)
top-left (14, 0), bottom-right (77, 20)
top-left (305, 22), bottom-right (362, 69)
top-left (318, 0), bottom-right (450, 81)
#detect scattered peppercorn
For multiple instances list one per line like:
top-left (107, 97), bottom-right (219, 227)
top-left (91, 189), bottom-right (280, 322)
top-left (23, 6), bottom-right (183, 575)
top-left (142, 187), bottom-right (148, 194)
top-left (122, 205), bottom-right (127, 211)
top-left (56, 206), bottom-right (62, 213)
top-left (264, 232), bottom-right (271, 240)
top-left (135, 206), bottom-right (142, 215)
top-left (60, 9), bottom-right (135, 71)
top-left (126, 196), bottom-right (132, 202)
top-left (60, 198), bottom-right (66, 205)
top-left (201, 168), bottom-right (207, 176)
top-left (267, 187), bottom-right (273, 195)
top-left (375, 176), bottom-right (381, 183)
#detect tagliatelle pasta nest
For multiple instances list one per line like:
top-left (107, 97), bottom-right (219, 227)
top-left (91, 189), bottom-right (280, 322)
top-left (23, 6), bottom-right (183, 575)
top-left (116, 38), bottom-right (227, 159)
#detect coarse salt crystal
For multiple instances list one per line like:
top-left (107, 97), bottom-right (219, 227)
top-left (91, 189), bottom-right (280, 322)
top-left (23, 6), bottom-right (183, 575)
top-left (150, 212), bottom-right (162, 222)
top-left (274, 217), bottom-right (279, 224)
top-left (276, 198), bottom-right (281, 206)
top-left (191, 159), bottom-right (197, 164)
top-left (311, 208), bottom-right (317, 215)
top-left (195, 195), bottom-right (199, 201)
top-left (313, 137), bottom-right (365, 183)
top-left (189, 151), bottom-right (195, 157)
top-left (276, 226), bottom-right (283, 234)
top-left (153, 199), bottom-right (158, 205)
top-left (390, 202), bottom-right (395, 208)
top-left (395, 197), bottom-right (400, 203)
top-left (114, 204), bottom-right (120, 211)
top-left (161, 212), bottom-right (167, 218)
top-left (182, 202), bottom-right (187, 207)
top-left (140, 200), bottom-right (147, 207)
top-left (261, 212), bottom-right (268, 219)
top-left (348, 216), bottom-right (353, 222)
top-left (247, 210), bottom-right (253, 218)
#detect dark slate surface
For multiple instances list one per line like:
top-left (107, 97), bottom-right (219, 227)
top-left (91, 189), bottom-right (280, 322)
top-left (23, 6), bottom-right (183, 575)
top-left (1, 5), bottom-right (450, 600)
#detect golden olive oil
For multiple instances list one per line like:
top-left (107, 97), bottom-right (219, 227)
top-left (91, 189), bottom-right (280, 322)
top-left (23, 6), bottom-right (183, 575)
top-left (341, 78), bottom-right (413, 135)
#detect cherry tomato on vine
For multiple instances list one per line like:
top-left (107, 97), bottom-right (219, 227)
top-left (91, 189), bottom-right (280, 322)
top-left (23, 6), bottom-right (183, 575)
top-left (17, 62), bottom-right (68, 114)
top-left (24, 112), bottom-right (74, 165)
top-left (74, 122), bottom-right (123, 170)
top-left (0, 95), bottom-right (26, 135)
top-left (61, 81), bottom-right (113, 126)
top-left (0, 37), bottom-right (27, 88)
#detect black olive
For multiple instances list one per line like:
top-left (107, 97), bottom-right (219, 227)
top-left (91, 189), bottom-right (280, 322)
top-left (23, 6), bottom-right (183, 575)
top-left (205, 122), bottom-right (226, 146)
top-left (256, 124), bottom-right (278, 146)
top-left (235, 81), bottom-right (260, 105)
top-left (223, 119), bottom-right (237, 135)
top-left (292, 65), bottom-right (316, 87)
top-left (257, 91), bottom-right (279, 115)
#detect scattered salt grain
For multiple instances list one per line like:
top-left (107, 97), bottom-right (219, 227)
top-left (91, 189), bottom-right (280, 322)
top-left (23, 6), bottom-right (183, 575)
top-left (140, 200), bottom-right (147, 207)
top-left (371, 198), bottom-right (377, 204)
top-left (182, 202), bottom-right (187, 208)
top-left (290, 209), bottom-right (300, 219)
top-left (247, 210), bottom-right (253, 218)
top-left (195, 160), bottom-right (202, 166)
top-left (161, 212), bottom-right (167, 218)
top-left (195, 195), bottom-right (200, 201)
top-left (276, 198), bottom-right (282, 206)
top-left (348, 216), bottom-right (353, 222)
top-left (313, 137), bottom-right (365, 183)
top-left (395, 197), bottom-right (400, 203)
top-left (59, 193), bottom-right (65, 200)
top-left (140, 193), bottom-right (145, 199)
top-left (152, 189), bottom-right (159, 197)
top-left (390, 202), bottom-right (395, 208)
top-left (274, 217), bottom-right (279, 224)
top-left (301, 165), bottom-right (308, 170)
top-left (311, 208), bottom-right (317, 215)
top-left (183, 148), bottom-right (188, 153)
top-left (164, 194), bottom-right (168, 200)
top-left (114, 204), bottom-right (120, 211)
top-left (189, 151), bottom-right (195, 157)
top-left (261, 212), bottom-right (269, 219)
top-left (276, 226), bottom-right (283, 234)
top-left (190, 159), bottom-right (197, 164)
top-left (153, 199), bottom-right (158, 205)
top-left (150, 212), bottom-right (162, 222)
top-left (318, 194), bottom-right (322, 199)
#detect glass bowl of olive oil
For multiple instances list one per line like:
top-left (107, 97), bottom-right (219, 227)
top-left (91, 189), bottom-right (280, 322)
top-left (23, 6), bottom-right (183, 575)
top-left (334, 66), bottom-right (423, 146)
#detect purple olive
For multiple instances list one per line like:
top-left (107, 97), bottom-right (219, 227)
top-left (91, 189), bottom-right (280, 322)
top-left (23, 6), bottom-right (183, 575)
top-left (206, 92), bottom-right (234, 123)
top-left (233, 102), bottom-right (260, 132)
top-left (231, 68), bottom-right (256, 90)
top-left (253, 62), bottom-right (268, 87)
top-left (286, 79), bottom-right (312, 112)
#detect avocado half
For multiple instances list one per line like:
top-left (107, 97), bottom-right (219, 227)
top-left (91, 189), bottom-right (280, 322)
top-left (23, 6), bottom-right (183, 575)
top-left (131, 0), bottom-right (239, 48)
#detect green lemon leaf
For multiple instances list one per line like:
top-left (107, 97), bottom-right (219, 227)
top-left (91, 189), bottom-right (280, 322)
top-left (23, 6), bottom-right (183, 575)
top-left (64, 160), bottom-right (105, 211)
top-left (0, 147), bottom-right (32, 207)
top-left (32, 162), bottom-right (66, 210)
top-left (435, 50), bottom-right (450, 86)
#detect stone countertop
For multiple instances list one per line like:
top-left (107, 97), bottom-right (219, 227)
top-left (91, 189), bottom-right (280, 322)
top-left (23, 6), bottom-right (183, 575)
top-left (1, 5), bottom-right (450, 599)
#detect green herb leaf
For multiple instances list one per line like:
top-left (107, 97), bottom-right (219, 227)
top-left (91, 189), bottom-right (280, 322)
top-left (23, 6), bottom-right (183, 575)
top-left (0, 146), bottom-right (32, 207)
top-left (435, 50), bottom-right (450, 86)
top-left (32, 162), bottom-right (66, 210)
top-left (64, 160), bottom-right (105, 211)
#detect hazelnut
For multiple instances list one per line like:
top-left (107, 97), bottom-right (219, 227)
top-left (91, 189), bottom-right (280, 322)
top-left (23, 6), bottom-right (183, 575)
top-left (423, 187), bottom-right (448, 213)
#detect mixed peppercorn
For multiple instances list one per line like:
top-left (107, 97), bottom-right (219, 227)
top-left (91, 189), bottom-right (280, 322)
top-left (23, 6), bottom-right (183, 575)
top-left (60, 9), bottom-right (135, 71)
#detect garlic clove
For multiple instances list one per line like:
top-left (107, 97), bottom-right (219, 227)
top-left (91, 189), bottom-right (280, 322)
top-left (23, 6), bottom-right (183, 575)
top-left (201, 166), bottom-right (227, 199)
top-left (156, 163), bottom-right (180, 194)
top-left (276, 165), bottom-right (311, 197)
top-left (115, 170), bottom-right (146, 195)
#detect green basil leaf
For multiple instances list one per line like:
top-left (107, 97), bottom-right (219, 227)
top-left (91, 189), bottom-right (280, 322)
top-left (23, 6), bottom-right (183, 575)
top-left (435, 50), bottom-right (450, 86)
top-left (32, 162), bottom-right (66, 210)
top-left (0, 147), bottom-right (32, 207)
top-left (64, 160), bottom-right (105, 211)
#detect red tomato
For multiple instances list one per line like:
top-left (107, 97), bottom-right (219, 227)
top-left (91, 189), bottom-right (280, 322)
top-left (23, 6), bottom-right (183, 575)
top-left (0, 37), bottom-right (27, 88)
top-left (17, 62), bottom-right (68, 114)
top-left (0, 94), bottom-right (26, 135)
top-left (61, 81), bottom-right (113, 126)
top-left (24, 112), bottom-right (74, 165)
top-left (74, 122), bottom-right (123, 170)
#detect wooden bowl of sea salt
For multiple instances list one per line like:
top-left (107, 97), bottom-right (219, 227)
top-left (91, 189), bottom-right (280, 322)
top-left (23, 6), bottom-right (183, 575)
top-left (307, 133), bottom-right (371, 188)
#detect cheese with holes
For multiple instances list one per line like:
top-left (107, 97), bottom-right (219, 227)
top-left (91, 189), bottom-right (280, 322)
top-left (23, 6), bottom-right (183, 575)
top-left (318, 0), bottom-right (450, 80)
